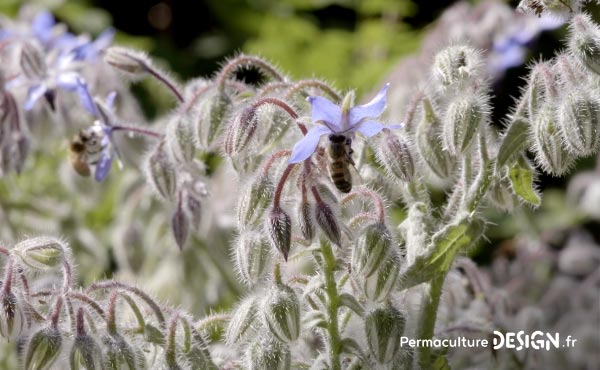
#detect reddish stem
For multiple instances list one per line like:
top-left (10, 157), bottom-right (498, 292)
top-left (249, 97), bottom-right (307, 135)
top-left (112, 125), bottom-right (163, 139)
top-left (260, 150), bottom-right (291, 176)
top-left (273, 164), bottom-right (297, 208)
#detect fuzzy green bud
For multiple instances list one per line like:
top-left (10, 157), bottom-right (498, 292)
top-left (351, 223), bottom-right (392, 278)
top-left (238, 174), bottom-right (274, 229)
top-left (171, 201), bottom-right (190, 250)
top-left (263, 284), bottom-right (301, 343)
top-left (531, 104), bottom-right (575, 176)
top-left (375, 130), bottom-right (414, 182)
top-left (70, 335), bottom-right (104, 370)
top-left (224, 106), bottom-right (259, 155)
top-left (361, 253), bottom-right (400, 303)
top-left (443, 94), bottom-right (488, 156)
top-left (194, 89), bottom-right (232, 149)
top-left (226, 295), bottom-right (258, 344)
top-left (416, 99), bottom-right (456, 179)
top-left (266, 207), bottom-right (292, 261)
top-left (145, 141), bottom-right (177, 201)
top-left (247, 337), bottom-right (291, 370)
top-left (104, 46), bottom-right (150, 76)
top-left (557, 89), bottom-right (600, 156)
top-left (433, 45), bottom-right (481, 91)
top-left (569, 13), bottom-right (600, 75)
top-left (297, 198), bottom-right (315, 242)
top-left (365, 306), bottom-right (406, 364)
top-left (24, 327), bottom-right (62, 370)
top-left (315, 201), bottom-right (341, 246)
top-left (0, 291), bottom-right (25, 341)
top-left (14, 236), bottom-right (66, 270)
top-left (235, 232), bottom-right (271, 286)
top-left (20, 43), bottom-right (47, 80)
top-left (102, 333), bottom-right (141, 370)
top-left (166, 115), bottom-right (196, 162)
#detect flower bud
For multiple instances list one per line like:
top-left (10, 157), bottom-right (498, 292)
top-left (238, 174), bottom-right (274, 229)
top-left (70, 334), bottom-right (104, 370)
top-left (20, 43), bottom-right (47, 80)
top-left (194, 89), bottom-right (232, 149)
top-left (14, 236), bottom-right (66, 270)
top-left (557, 89), bottom-right (600, 156)
top-left (0, 291), bottom-right (25, 341)
top-left (224, 106), bottom-right (259, 155)
top-left (351, 223), bottom-right (392, 278)
top-left (297, 199), bottom-right (314, 242)
top-left (488, 176), bottom-right (517, 212)
top-left (104, 46), bottom-right (150, 76)
top-left (184, 191), bottom-right (202, 229)
top-left (569, 13), bottom-right (600, 75)
top-left (365, 306), bottom-right (406, 364)
top-left (171, 201), bottom-right (190, 250)
top-left (416, 99), bottom-right (456, 179)
top-left (315, 201), bottom-right (341, 246)
top-left (24, 327), bottom-right (62, 370)
top-left (166, 115), bottom-right (196, 163)
top-left (247, 337), bottom-right (291, 370)
top-left (433, 45), bottom-right (481, 91)
top-left (361, 253), bottom-right (400, 303)
top-left (375, 130), bottom-right (414, 182)
top-left (145, 141), bottom-right (177, 201)
top-left (102, 332), bottom-right (141, 370)
top-left (404, 202), bottom-right (431, 265)
top-left (226, 295), bottom-right (258, 345)
top-left (266, 207), bottom-right (292, 261)
top-left (235, 232), bottom-right (271, 286)
top-left (531, 104), bottom-right (575, 176)
top-left (443, 94), bottom-right (488, 156)
top-left (263, 284), bottom-right (301, 343)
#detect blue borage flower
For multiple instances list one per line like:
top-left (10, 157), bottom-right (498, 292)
top-left (289, 83), bottom-right (402, 163)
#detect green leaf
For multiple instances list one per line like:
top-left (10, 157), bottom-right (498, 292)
top-left (509, 156), bottom-right (541, 207)
top-left (496, 117), bottom-right (530, 169)
top-left (339, 293), bottom-right (365, 317)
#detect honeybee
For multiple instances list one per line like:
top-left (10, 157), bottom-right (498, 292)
top-left (327, 134), bottom-right (354, 193)
top-left (69, 126), bottom-right (106, 177)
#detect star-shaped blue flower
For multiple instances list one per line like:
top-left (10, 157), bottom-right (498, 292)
top-left (289, 83), bottom-right (401, 163)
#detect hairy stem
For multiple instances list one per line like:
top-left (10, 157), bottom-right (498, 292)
top-left (319, 239), bottom-right (342, 370)
top-left (415, 273), bottom-right (445, 369)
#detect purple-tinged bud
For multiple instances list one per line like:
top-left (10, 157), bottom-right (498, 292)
top-left (171, 201), bottom-right (190, 250)
top-left (226, 295), bottom-right (258, 344)
top-left (166, 115), bottom-right (196, 163)
top-left (145, 141), bottom-right (177, 201)
top-left (443, 94), bottom-right (488, 156)
top-left (531, 105), bottom-right (575, 176)
top-left (238, 174), bottom-right (274, 229)
top-left (416, 99), bottom-right (456, 179)
top-left (185, 329), bottom-right (215, 369)
top-left (297, 199), bottom-right (315, 242)
top-left (375, 130), bottom-right (414, 182)
top-left (70, 334), bottom-right (104, 370)
top-left (224, 106), bottom-right (259, 155)
top-left (360, 253), bottom-right (400, 303)
top-left (247, 337), bottom-right (291, 370)
top-left (315, 201), bottom-right (341, 246)
top-left (24, 327), bottom-right (62, 370)
top-left (351, 223), bottom-right (392, 278)
top-left (365, 306), bottom-right (406, 364)
top-left (235, 232), bottom-right (271, 286)
top-left (262, 284), bottom-right (300, 343)
top-left (102, 332), bottom-right (141, 370)
top-left (266, 207), bottom-right (292, 261)
top-left (0, 291), bottom-right (25, 341)
top-left (20, 43), bottom-right (47, 80)
top-left (569, 13), bottom-right (600, 75)
top-left (183, 191), bottom-right (202, 229)
top-left (14, 236), bottom-right (66, 270)
top-left (104, 46), bottom-right (150, 76)
top-left (194, 89), bottom-right (232, 149)
top-left (433, 45), bottom-right (481, 91)
top-left (557, 89), bottom-right (600, 156)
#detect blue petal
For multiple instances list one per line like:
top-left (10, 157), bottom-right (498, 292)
top-left (106, 91), bottom-right (117, 108)
top-left (94, 151), bottom-right (113, 181)
top-left (24, 84), bottom-right (48, 111)
top-left (307, 96), bottom-right (342, 132)
top-left (348, 83), bottom-right (389, 127)
top-left (289, 125), bottom-right (331, 163)
top-left (355, 120), bottom-right (386, 138)
top-left (31, 11), bottom-right (55, 42)
top-left (76, 78), bottom-right (98, 116)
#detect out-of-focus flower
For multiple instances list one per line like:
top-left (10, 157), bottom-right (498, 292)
top-left (288, 83), bottom-right (401, 163)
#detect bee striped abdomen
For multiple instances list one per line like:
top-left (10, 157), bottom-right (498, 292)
top-left (327, 134), bottom-right (353, 193)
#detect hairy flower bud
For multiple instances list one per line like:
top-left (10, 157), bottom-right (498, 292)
top-left (404, 202), bottom-right (431, 265)
top-left (365, 306), bottom-right (406, 364)
top-left (24, 327), bottom-right (62, 370)
top-left (224, 106), bottom-right (259, 155)
top-left (375, 130), bottom-right (414, 182)
top-left (226, 295), bottom-right (258, 344)
top-left (361, 253), bottom-right (400, 303)
top-left (569, 13), bottom-right (600, 75)
top-left (531, 104), bottom-right (575, 176)
top-left (145, 141), bottom-right (177, 201)
top-left (416, 99), bottom-right (456, 179)
top-left (14, 236), bottom-right (66, 270)
top-left (247, 337), bottom-right (291, 370)
top-left (443, 94), bottom-right (488, 156)
top-left (0, 291), bottom-right (25, 341)
top-left (104, 46), bottom-right (150, 76)
top-left (102, 332), bottom-right (141, 370)
top-left (70, 334), bottom-right (104, 370)
top-left (20, 43), bottom-right (47, 80)
top-left (184, 191), bottom-right (202, 229)
top-left (315, 201), bottom-right (341, 246)
top-left (263, 284), bottom-right (301, 343)
top-left (171, 201), bottom-right (190, 250)
top-left (266, 207), bottom-right (292, 261)
top-left (235, 232), bottom-right (271, 286)
top-left (238, 174), bottom-right (274, 229)
top-left (194, 89), bottom-right (232, 149)
top-left (351, 223), bottom-right (392, 278)
top-left (166, 115), bottom-right (196, 162)
top-left (433, 45), bottom-right (481, 91)
top-left (557, 89), bottom-right (600, 156)
top-left (297, 199), bottom-right (315, 242)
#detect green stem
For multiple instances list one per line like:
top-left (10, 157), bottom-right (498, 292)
top-left (320, 239), bottom-right (342, 370)
top-left (415, 274), bottom-right (445, 369)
